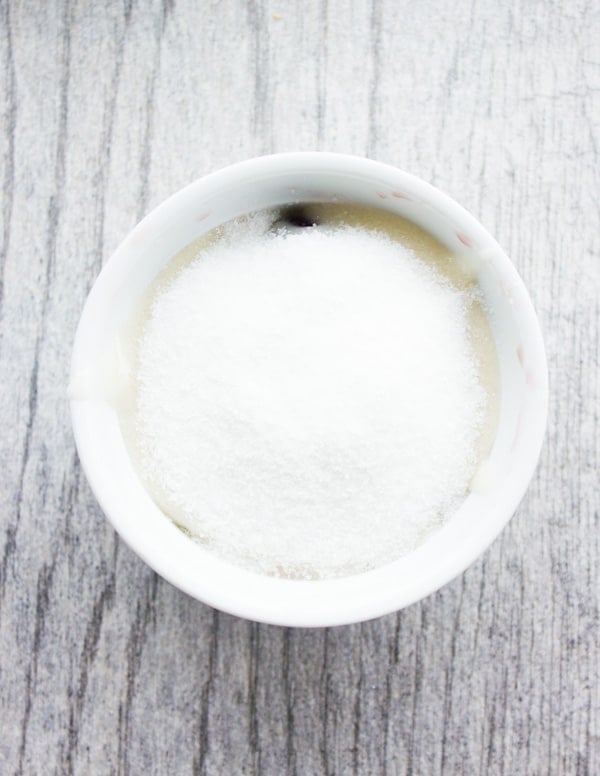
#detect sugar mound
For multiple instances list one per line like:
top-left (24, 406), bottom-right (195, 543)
top-left (134, 218), bottom-right (486, 578)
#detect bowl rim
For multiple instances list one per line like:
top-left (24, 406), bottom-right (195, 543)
top-left (70, 152), bottom-right (548, 627)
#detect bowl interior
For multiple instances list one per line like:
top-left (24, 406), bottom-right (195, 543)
top-left (70, 154), bottom-right (547, 626)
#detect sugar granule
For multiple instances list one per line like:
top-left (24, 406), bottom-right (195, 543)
top-left (134, 219), bottom-right (486, 578)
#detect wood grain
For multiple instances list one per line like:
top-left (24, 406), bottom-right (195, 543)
top-left (1, 1), bottom-right (598, 773)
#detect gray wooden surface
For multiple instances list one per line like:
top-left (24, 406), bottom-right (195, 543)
top-left (1, 1), bottom-right (598, 773)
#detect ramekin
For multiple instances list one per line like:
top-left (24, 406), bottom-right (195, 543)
top-left (70, 153), bottom-right (548, 627)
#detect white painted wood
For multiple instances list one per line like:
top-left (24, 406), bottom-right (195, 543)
top-left (1, 1), bottom-right (598, 773)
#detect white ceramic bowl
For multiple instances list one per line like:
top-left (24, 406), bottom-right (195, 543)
top-left (70, 153), bottom-right (548, 627)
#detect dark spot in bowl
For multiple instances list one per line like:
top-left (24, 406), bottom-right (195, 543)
top-left (276, 206), bottom-right (320, 228)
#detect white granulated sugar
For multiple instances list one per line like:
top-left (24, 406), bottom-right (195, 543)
top-left (134, 217), bottom-right (486, 578)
